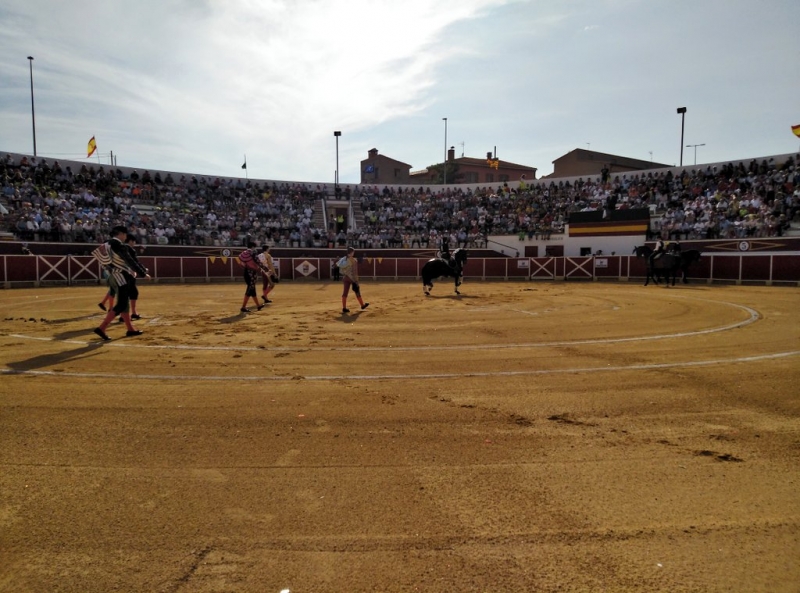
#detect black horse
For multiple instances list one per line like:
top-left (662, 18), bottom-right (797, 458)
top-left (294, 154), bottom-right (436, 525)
top-left (633, 245), bottom-right (701, 286)
top-left (422, 248), bottom-right (468, 296)
top-left (669, 248), bottom-right (702, 284)
top-left (679, 249), bottom-right (702, 274)
top-left (633, 245), bottom-right (679, 286)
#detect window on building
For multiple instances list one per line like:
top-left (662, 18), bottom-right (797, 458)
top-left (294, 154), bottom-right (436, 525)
top-left (464, 172), bottom-right (479, 183)
top-left (394, 168), bottom-right (400, 178)
top-left (486, 173), bottom-right (494, 183)
top-left (499, 174), bottom-right (509, 182)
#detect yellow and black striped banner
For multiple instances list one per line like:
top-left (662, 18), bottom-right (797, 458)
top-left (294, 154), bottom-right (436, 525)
top-left (569, 221), bottom-right (648, 237)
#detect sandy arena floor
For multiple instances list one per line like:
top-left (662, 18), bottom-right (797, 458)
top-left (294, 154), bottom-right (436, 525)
top-left (0, 280), bottom-right (799, 592)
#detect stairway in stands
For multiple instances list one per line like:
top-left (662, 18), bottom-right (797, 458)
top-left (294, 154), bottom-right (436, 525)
top-left (313, 198), bottom-right (327, 231)
top-left (351, 204), bottom-right (364, 231)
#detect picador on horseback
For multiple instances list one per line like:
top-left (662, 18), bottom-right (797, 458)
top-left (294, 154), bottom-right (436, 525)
top-left (422, 244), bottom-right (468, 296)
top-left (635, 241), bottom-right (700, 287)
top-left (437, 236), bottom-right (455, 269)
top-left (649, 238), bottom-right (666, 267)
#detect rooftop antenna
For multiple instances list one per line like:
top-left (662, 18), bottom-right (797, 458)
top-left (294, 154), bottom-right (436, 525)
top-left (459, 141), bottom-right (465, 157)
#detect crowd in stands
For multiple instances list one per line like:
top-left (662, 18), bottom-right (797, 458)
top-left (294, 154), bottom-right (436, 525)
top-left (1, 153), bottom-right (798, 250)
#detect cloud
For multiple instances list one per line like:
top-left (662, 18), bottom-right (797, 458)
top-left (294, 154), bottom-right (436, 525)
top-left (0, 0), bottom-right (511, 178)
top-left (3, 0), bottom-right (799, 182)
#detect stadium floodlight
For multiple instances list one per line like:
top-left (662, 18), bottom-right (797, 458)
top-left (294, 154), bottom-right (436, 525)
top-left (334, 131), bottom-right (341, 188)
top-left (442, 118), bottom-right (447, 185)
top-left (28, 56), bottom-right (36, 156)
top-left (676, 107), bottom-right (687, 166)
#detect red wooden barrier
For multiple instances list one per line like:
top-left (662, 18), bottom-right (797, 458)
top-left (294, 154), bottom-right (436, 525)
top-left (1, 254), bottom-right (798, 287)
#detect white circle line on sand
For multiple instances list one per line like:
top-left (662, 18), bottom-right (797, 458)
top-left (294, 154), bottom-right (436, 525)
top-left (6, 300), bottom-right (760, 353)
top-left (1, 351), bottom-right (798, 382)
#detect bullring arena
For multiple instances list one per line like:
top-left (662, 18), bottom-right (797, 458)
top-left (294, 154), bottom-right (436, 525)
top-left (1, 278), bottom-right (798, 592)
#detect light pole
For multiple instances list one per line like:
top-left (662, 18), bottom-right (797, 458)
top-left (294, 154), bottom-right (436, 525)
top-left (333, 131), bottom-right (341, 189)
top-left (676, 107), bottom-right (686, 166)
top-left (442, 117), bottom-right (447, 185)
top-left (27, 56), bottom-right (37, 157)
top-left (686, 143), bottom-right (705, 166)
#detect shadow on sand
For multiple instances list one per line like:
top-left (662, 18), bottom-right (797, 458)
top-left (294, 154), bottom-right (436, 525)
top-left (5, 342), bottom-right (106, 373)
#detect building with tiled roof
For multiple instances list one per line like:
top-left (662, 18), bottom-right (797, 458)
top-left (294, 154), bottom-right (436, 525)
top-left (548, 148), bottom-right (671, 178)
top-left (359, 148), bottom-right (413, 185)
top-left (409, 147), bottom-right (537, 185)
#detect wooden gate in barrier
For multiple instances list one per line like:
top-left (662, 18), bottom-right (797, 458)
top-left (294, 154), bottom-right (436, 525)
top-left (1, 254), bottom-right (798, 287)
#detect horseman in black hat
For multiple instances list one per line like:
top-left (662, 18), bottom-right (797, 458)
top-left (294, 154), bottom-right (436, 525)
top-left (438, 235), bottom-right (455, 269)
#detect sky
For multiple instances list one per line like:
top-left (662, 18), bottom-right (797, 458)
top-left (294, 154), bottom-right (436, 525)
top-left (1, 0), bottom-right (799, 185)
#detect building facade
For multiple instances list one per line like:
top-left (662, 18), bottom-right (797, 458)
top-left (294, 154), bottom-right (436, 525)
top-left (359, 149), bottom-right (413, 185)
top-left (410, 147), bottom-right (537, 185)
top-left (549, 148), bottom-right (670, 178)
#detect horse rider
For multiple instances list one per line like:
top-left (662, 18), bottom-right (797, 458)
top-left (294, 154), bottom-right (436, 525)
top-left (438, 236), bottom-right (455, 268)
top-left (650, 237), bottom-right (666, 266)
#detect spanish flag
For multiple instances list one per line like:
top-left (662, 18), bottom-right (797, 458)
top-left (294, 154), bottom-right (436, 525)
top-left (87, 136), bottom-right (97, 157)
top-left (793, 125), bottom-right (800, 138)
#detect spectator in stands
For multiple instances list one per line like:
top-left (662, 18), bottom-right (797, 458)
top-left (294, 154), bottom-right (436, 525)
top-left (3, 153), bottom-right (798, 249)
